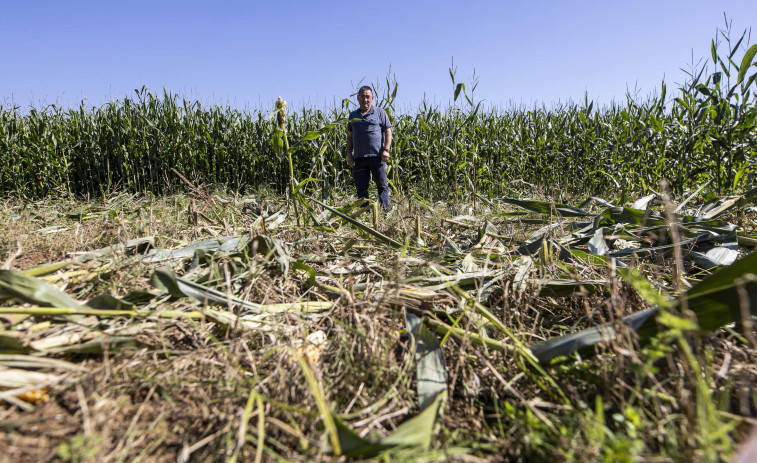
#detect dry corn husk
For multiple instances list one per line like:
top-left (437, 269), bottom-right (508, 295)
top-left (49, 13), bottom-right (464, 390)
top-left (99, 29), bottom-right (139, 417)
top-left (16, 388), bottom-right (50, 404)
top-left (0, 367), bottom-right (61, 388)
top-left (292, 330), bottom-right (327, 364)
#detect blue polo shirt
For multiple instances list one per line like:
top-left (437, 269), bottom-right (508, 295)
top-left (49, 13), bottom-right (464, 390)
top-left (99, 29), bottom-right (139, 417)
top-left (347, 106), bottom-right (391, 158)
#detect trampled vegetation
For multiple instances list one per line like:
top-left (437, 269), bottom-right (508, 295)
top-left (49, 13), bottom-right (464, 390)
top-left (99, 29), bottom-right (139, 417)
top-left (1, 26), bottom-right (757, 462)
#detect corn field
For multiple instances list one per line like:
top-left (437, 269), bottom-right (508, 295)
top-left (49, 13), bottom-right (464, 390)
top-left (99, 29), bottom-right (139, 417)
top-left (2, 27), bottom-right (757, 462)
top-left (2, 30), bottom-right (756, 200)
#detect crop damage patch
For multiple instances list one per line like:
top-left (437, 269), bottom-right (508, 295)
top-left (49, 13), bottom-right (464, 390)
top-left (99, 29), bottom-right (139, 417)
top-left (0, 191), bottom-right (756, 461)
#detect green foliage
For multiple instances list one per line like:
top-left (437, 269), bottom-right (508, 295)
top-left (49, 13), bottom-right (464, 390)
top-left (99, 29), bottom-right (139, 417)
top-left (56, 433), bottom-right (103, 463)
top-left (2, 28), bottom-right (756, 200)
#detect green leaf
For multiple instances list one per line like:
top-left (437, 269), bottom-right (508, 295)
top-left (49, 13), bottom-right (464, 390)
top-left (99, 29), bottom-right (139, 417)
top-left (600, 207), bottom-right (666, 226)
top-left (530, 251), bottom-right (757, 364)
top-left (149, 267), bottom-right (185, 298)
top-left (301, 131), bottom-right (321, 141)
top-left (696, 84), bottom-right (712, 98)
top-left (464, 102), bottom-right (482, 125)
top-left (333, 392), bottom-right (447, 457)
top-left (23, 261), bottom-right (77, 277)
top-left (291, 262), bottom-right (316, 288)
top-left (84, 294), bottom-right (135, 311)
top-left (743, 72), bottom-right (757, 92)
top-left (498, 198), bottom-right (591, 217)
top-left (143, 236), bottom-right (241, 263)
top-left (48, 336), bottom-right (146, 355)
top-left (0, 270), bottom-right (81, 309)
top-left (296, 353), bottom-right (341, 455)
top-left (334, 417), bottom-right (388, 457)
top-left (76, 236), bottom-right (154, 262)
top-left (711, 39), bottom-right (717, 64)
top-left (730, 32), bottom-right (747, 60)
top-left (698, 196), bottom-right (742, 219)
top-left (529, 308), bottom-right (658, 364)
top-left (293, 178), bottom-right (318, 196)
top-left (0, 335), bottom-right (35, 354)
top-left (657, 310), bottom-right (699, 331)
top-left (491, 211), bottom-right (529, 218)
top-left (617, 267), bottom-right (672, 309)
top-left (532, 279), bottom-right (609, 297)
top-left (380, 392), bottom-right (446, 448)
top-left (150, 267), bottom-right (263, 312)
top-left (250, 235), bottom-right (291, 276)
top-left (327, 316), bottom-right (448, 457)
top-left (737, 44), bottom-right (757, 85)
top-left (312, 199), bottom-right (403, 249)
top-left (454, 83), bottom-right (464, 102)
top-left (406, 313), bottom-right (447, 410)
top-left (680, 250), bottom-right (757, 332)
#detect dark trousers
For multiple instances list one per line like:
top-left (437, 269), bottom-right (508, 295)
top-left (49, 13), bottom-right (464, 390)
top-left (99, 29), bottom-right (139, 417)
top-left (352, 156), bottom-right (390, 209)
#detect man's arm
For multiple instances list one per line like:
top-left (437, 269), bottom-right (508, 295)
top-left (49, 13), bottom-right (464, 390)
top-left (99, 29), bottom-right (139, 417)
top-left (381, 127), bottom-right (392, 162)
top-left (346, 130), bottom-right (354, 168)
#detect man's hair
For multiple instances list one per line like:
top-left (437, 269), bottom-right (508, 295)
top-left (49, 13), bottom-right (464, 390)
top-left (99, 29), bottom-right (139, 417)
top-left (358, 85), bottom-right (373, 96)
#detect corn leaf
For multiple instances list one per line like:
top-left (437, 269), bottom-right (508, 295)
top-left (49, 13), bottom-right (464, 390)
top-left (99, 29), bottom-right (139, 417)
top-left (332, 391), bottom-right (447, 458)
top-left (150, 267), bottom-right (263, 312)
top-left (532, 279), bottom-right (609, 297)
top-left (599, 207), bottom-right (666, 226)
top-left (0, 270), bottom-right (81, 309)
top-left (630, 194), bottom-right (656, 210)
top-left (406, 313), bottom-right (447, 411)
top-left (250, 235), bottom-right (291, 276)
top-left (737, 44), bottom-right (757, 85)
top-left (46, 336), bottom-right (146, 355)
top-left (22, 261), bottom-right (77, 277)
top-left (142, 236), bottom-right (240, 263)
top-left (77, 236), bottom-right (154, 262)
top-left (380, 391), bottom-right (446, 448)
top-left (312, 198), bottom-right (403, 249)
top-left (530, 250), bottom-right (757, 364)
top-left (498, 198), bottom-right (591, 217)
top-left (0, 335), bottom-right (35, 354)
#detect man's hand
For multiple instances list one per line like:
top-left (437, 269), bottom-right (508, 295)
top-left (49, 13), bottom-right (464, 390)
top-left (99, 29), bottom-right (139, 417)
top-left (382, 128), bottom-right (392, 163)
top-left (347, 153), bottom-right (354, 168)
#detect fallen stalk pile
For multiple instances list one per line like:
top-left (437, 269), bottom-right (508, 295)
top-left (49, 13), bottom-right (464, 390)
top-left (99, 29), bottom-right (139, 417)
top-left (1, 188), bottom-right (756, 461)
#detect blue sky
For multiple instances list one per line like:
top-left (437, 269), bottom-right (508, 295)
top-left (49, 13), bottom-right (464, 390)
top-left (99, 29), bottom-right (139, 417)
top-left (2, 1), bottom-right (756, 111)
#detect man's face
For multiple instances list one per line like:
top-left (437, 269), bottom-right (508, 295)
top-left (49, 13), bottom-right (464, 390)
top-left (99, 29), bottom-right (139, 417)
top-left (358, 90), bottom-right (373, 112)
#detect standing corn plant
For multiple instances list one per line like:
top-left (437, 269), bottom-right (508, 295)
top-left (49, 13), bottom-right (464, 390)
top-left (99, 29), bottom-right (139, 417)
top-left (299, 114), bottom-right (349, 202)
top-left (273, 97), bottom-right (301, 226)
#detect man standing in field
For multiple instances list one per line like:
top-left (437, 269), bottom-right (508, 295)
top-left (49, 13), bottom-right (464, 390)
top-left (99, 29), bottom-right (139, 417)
top-left (346, 86), bottom-right (392, 209)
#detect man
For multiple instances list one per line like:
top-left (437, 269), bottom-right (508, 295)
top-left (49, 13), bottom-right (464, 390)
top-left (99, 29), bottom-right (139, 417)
top-left (346, 86), bottom-right (392, 209)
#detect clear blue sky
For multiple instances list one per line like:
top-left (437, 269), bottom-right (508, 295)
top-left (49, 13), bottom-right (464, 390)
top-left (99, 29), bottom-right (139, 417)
top-left (2, 1), bottom-right (756, 111)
